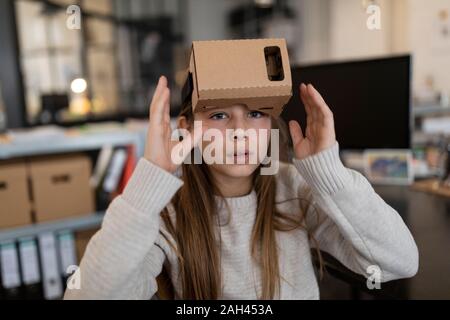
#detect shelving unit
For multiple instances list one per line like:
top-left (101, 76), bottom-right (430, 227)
top-left (0, 130), bottom-right (144, 160)
top-left (413, 105), bottom-right (450, 117)
top-left (0, 126), bottom-right (145, 242)
top-left (0, 213), bottom-right (105, 243)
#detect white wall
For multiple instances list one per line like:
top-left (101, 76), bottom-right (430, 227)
top-left (406, 0), bottom-right (450, 95)
top-left (184, 0), bottom-right (331, 65)
top-left (183, 0), bottom-right (450, 97)
top-left (325, 0), bottom-right (450, 96)
top-left (328, 0), bottom-right (393, 60)
top-left (186, 0), bottom-right (242, 43)
top-left (289, 0), bottom-right (331, 64)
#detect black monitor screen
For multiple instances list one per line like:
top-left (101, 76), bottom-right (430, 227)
top-left (281, 56), bottom-right (411, 150)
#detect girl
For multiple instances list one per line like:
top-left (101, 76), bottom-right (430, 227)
top-left (64, 76), bottom-right (418, 300)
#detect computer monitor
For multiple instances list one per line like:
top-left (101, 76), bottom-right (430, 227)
top-left (281, 55), bottom-right (411, 150)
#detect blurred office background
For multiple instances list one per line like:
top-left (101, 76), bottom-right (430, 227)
top-left (0, 0), bottom-right (450, 300)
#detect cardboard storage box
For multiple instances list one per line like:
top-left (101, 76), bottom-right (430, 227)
top-left (182, 38), bottom-right (293, 117)
top-left (28, 154), bottom-right (95, 223)
top-left (0, 161), bottom-right (33, 228)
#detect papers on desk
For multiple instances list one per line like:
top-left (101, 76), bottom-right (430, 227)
top-left (423, 117), bottom-right (450, 135)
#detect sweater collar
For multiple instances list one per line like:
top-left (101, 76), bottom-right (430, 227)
top-left (215, 189), bottom-right (257, 210)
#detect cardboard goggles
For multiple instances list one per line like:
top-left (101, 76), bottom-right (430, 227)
top-left (181, 38), bottom-right (293, 118)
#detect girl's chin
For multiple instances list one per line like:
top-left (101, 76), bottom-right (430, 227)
top-left (213, 163), bottom-right (260, 178)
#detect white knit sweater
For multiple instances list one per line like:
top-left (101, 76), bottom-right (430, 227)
top-left (64, 143), bottom-right (418, 300)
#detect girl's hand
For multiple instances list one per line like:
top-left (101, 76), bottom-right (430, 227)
top-left (144, 76), bottom-right (204, 173)
top-left (288, 84), bottom-right (337, 160)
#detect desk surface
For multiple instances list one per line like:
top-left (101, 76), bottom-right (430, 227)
top-left (320, 185), bottom-right (450, 299)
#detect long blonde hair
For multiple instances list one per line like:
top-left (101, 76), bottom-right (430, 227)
top-left (158, 102), bottom-right (322, 299)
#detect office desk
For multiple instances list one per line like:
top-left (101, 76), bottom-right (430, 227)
top-left (316, 185), bottom-right (450, 299)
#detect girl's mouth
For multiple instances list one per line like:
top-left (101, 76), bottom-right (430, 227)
top-left (228, 151), bottom-right (253, 164)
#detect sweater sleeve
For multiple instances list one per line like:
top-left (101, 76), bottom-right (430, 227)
top-left (292, 142), bottom-right (419, 282)
top-left (64, 158), bottom-right (184, 300)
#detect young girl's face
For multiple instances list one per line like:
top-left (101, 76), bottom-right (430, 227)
top-left (193, 104), bottom-right (272, 179)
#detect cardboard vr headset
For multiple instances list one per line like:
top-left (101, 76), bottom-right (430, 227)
top-left (182, 39), bottom-right (293, 118)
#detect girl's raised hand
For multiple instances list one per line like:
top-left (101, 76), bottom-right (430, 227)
top-left (288, 84), bottom-right (337, 160)
top-left (144, 76), bottom-right (204, 173)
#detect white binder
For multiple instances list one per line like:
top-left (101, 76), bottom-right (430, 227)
top-left (103, 149), bottom-right (127, 193)
top-left (18, 237), bottom-right (41, 286)
top-left (0, 242), bottom-right (21, 289)
top-left (38, 233), bottom-right (63, 300)
top-left (57, 231), bottom-right (77, 277)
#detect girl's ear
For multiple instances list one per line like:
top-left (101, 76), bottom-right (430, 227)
top-left (177, 116), bottom-right (190, 130)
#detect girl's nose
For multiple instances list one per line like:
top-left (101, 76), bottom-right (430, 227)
top-left (228, 117), bottom-right (249, 141)
top-left (233, 129), bottom-right (247, 141)
top-left (229, 113), bottom-right (248, 130)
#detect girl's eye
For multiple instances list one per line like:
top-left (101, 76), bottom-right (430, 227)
top-left (209, 112), bottom-right (228, 120)
top-left (248, 110), bottom-right (265, 118)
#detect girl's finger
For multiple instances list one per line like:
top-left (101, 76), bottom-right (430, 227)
top-left (150, 88), bottom-right (170, 125)
top-left (305, 84), bottom-right (320, 121)
top-left (300, 84), bottom-right (310, 112)
top-left (289, 120), bottom-right (304, 146)
top-left (152, 76), bottom-right (167, 105)
top-left (300, 84), bottom-right (314, 121)
top-left (163, 89), bottom-right (171, 124)
top-left (302, 84), bottom-right (319, 122)
top-left (149, 76), bottom-right (168, 117)
top-left (308, 84), bottom-right (333, 122)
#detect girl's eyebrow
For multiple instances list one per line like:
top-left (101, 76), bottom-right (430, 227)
top-left (208, 109), bottom-right (228, 115)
